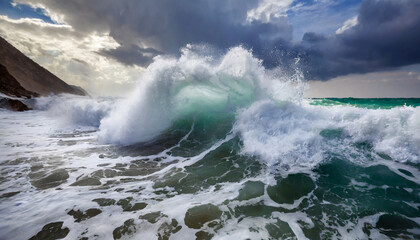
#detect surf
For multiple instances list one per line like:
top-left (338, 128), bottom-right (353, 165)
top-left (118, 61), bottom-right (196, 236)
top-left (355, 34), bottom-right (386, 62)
top-left (98, 45), bottom-right (304, 145)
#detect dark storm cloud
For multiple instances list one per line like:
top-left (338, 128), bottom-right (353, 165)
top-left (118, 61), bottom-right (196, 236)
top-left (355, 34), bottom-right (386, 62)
top-left (15, 0), bottom-right (420, 79)
top-left (18, 0), bottom-right (292, 67)
top-left (298, 0), bottom-right (420, 80)
top-left (101, 45), bottom-right (161, 66)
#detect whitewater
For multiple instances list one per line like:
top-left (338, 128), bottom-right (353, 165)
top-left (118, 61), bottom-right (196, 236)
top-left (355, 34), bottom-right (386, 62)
top-left (1, 46), bottom-right (419, 240)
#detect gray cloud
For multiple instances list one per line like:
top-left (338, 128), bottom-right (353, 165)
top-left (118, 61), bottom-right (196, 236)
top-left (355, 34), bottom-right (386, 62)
top-left (298, 0), bottom-right (420, 80)
top-left (16, 0), bottom-right (293, 67)
top-left (101, 45), bottom-right (161, 66)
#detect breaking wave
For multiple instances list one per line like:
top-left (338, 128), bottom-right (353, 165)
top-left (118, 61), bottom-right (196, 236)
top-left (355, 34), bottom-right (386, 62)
top-left (98, 45), bottom-right (304, 145)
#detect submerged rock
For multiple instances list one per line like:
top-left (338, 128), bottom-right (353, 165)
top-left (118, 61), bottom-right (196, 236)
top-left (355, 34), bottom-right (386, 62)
top-left (267, 174), bottom-right (315, 204)
top-left (113, 219), bottom-right (135, 239)
top-left (91, 169), bottom-right (118, 178)
top-left (29, 222), bottom-right (69, 240)
top-left (265, 220), bottom-right (295, 239)
top-left (31, 169), bottom-right (69, 189)
top-left (158, 219), bottom-right (182, 240)
top-left (376, 214), bottom-right (419, 230)
top-left (70, 177), bottom-right (101, 186)
top-left (184, 204), bottom-right (222, 229)
top-left (0, 191), bottom-right (20, 198)
top-left (117, 197), bottom-right (147, 211)
top-left (139, 211), bottom-right (165, 224)
top-left (130, 202), bottom-right (148, 211)
top-left (236, 181), bottom-right (265, 200)
top-left (68, 208), bottom-right (102, 222)
top-left (195, 231), bottom-right (214, 240)
top-left (93, 198), bottom-right (116, 206)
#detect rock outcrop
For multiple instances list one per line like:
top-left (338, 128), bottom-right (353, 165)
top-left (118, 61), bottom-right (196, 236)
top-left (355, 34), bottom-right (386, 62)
top-left (0, 63), bottom-right (38, 98)
top-left (0, 98), bottom-right (31, 111)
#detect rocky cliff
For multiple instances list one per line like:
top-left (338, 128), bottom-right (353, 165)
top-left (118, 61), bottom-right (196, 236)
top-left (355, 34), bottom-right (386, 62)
top-left (0, 36), bottom-right (86, 96)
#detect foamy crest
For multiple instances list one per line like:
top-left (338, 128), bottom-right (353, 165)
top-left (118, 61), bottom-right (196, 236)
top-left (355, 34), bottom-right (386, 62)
top-left (234, 100), bottom-right (326, 172)
top-left (235, 101), bottom-right (420, 172)
top-left (342, 105), bottom-right (420, 162)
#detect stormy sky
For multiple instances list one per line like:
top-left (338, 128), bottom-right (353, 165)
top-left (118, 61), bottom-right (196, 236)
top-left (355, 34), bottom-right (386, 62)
top-left (0, 0), bottom-right (419, 97)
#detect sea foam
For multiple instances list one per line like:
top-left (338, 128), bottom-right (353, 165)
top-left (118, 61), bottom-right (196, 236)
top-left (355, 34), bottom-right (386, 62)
top-left (235, 100), bottom-right (420, 172)
top-left (35, 94), bottom-right (114, 127)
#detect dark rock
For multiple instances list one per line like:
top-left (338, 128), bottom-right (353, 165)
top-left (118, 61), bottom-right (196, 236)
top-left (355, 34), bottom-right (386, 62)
top-left (117, 197), bottom-right (147, 211)
top-left (0, 63), bottom-right (38, 98)
top-left (91, 169), bottom-right (118, 178)
top-left (184, 204), bottom-right (222, 229)
top-left (195, 231), bottom-right (214, 240)
top-left (0, 191), bottom-right (20, 198)
top-left (68, 208), bottom-right (102, 222)
top-left (93, 198), bottom-right (116, 206)
top-left (237, 181), bottom-right (264, 201)
top-left (130, 202), bottom-right (148, 211)
top-left (31, 169), bottom-right (69, 189)
top-left (376, 214), bottom-right (419, 230)
top-left (158, 219), bottom-right (182, 240)
top-left (113, 219), bottom-right (135, 240)
top-left (31, 164), bottom-right (44, 172)
top-left (139, 212), bottom-right (165, 224)
top-left (71, 177), bottom-right (101, 186)
top-left (265, 220), bottom-right (295, 239)
top-left (0, 98), bottom-right (31, 111)
top-left (29, 222), bottom-right (69, 240)
top-left (117, 197), bottom-right (132, 210)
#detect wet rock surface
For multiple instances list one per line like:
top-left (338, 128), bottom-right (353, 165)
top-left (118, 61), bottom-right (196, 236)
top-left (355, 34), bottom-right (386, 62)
top-left (29, 222), bottom-right (69, 240)
top-left (113, 219), bottom-right (135, 240)
top-left (195, 230), bottom-right (214, 240)
top-left (0, 63), bottom-right (38, 98)
top-left (0, 98), bottom-right (31, 111)
top-left (30, 169), bottom-right (69, 189)
top-left (158, 219), bottom-right (182, 240)
top-left (0, 191), bottom-right (20, 198)
top-left (139, 211), bottom-right (165, 224)
top-left (236, 181), bottom-right (264, 200)
top-left (68, 208), bottom-right (102, 222)
top-left (184, 204), bottom-right (222, 229)
top-left (93, 198), bottom-right (116, 206)
top-left (71, 177), bottom-right (101, 186)
top-left (116, 197), bottom-right (148, 212)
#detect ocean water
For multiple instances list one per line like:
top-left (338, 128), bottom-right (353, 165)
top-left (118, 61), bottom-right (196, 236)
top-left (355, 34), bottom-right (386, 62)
top-left (1, 47), bottom-right (419, 240)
